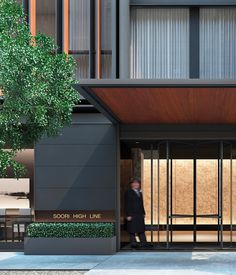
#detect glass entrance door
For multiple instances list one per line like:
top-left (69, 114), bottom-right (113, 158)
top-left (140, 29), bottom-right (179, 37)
top-left (156, 141), bottom-right (234, 248)
top-left (195, 142), bottom-right (222, 246)
top-left (120, 140), bottom-right (236, 249)
top-left (166, 141), bottom-right (195, 247)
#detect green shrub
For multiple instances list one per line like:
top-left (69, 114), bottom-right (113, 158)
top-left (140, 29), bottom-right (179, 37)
top-left (27, 222), bottom-right (115, 238)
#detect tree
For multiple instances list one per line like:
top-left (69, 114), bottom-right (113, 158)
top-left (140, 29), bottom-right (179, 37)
top-left (0, 0), bottom-right (79, 177)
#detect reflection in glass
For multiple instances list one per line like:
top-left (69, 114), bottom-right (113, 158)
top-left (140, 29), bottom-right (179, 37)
top-left (70, 0), bottom-right (90, 79)
top-left (0, 179), bottom-right (30, 209)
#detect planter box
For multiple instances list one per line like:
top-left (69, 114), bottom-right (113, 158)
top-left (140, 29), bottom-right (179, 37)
top-left (24, 236), bottom-right (116, 255)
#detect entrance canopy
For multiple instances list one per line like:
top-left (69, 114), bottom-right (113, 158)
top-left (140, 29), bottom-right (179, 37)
top-left (76, 80), bottom-right (236, 124)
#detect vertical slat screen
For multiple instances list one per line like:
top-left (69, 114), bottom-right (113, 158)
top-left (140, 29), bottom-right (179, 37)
top-left (130, 8), bottom-right (190, 79)
top-left (200, 8), bottom-right (236, 79)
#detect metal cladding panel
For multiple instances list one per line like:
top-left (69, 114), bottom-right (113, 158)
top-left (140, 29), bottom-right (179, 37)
top-left (35, 188), bottom-right (116, 210)
top-left (35, 166), bottom-right (116, 189)
top-left (35, 114), bottom-right (118, 211)
top-left (37, 124), bottom-right (115, 145)
top-left (36, 144), bottom-right (115, 166)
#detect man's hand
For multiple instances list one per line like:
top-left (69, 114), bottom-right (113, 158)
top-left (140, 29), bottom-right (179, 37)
top-left (126, 216), bottom-right (132, 221)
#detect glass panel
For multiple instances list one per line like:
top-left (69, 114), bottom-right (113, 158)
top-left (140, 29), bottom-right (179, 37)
top-left (223, 143), bottom-right (234, 243)
top-left (101, 0), bottom-right (112, 78)
top-left (196, 159), bottom-right (218, 224)
top-left (69, 0), bottom-right (90, 79)
top-left (232, 145), bottom-right (236, 243)
top-left (142, 145), bottom-right (167, 243)
top-left (69, 0), bottom-right (90, 51)
top-left (130, 8), bottom-right (190, 79)
top-left (196, 143), bottom-right (219, 243)
top-left (172, 160), bottom-right (194, 223)
top-left (36, 0), bottom-right (56, 40)
top-left (101, 0), bottom-right (112, 51)
top-left (170, 143), bottom-right (194, 243)
top-left (101, 54), bottom-right (112, 79)
top-left (74, 55), bottom-right (89, 80)
top-left (0, 179), bottom-right (30, 208)
top-left (200, 8), bottom-right (236, 79)
top-left (0, 149), bottom-right (34, 244)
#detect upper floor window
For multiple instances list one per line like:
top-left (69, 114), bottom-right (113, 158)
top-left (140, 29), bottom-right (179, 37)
top-left (30, 0), bottom-right (113, 80)
top-left (130, 7), bottom-right (236, 80)
top-left (100, 0), bottom-right (112, 79)
top-left (130, 8), bottom-right (190, 79)
top-left (200, 8), bottom-right (236, 80)
top-left (69, 0), bottom-right (112, 80)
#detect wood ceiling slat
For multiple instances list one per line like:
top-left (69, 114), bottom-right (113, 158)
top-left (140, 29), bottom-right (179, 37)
top-left (91, 87), bottom-right (236, 124)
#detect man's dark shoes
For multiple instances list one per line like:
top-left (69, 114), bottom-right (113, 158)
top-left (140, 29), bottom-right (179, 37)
top-left (131, 243), bottom-right (139, 249)
top-left (140, 243), bottom-right (153, 249)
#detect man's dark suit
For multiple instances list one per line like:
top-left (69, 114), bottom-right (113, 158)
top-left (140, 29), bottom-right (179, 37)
top-left (124, 188), bottom-right (147, 246)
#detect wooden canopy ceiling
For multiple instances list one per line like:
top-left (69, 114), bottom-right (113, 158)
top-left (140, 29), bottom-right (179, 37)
top-left (78, 80), bottom-right (236, 124)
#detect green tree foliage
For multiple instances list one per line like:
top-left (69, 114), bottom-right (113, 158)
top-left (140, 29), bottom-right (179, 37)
top-left (0, 0), bottom-right (79, 177)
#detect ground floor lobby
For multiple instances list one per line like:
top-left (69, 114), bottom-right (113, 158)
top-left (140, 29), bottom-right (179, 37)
top-left (3, 139), bottom-right (236, 252)
top-left (1, 251), bottom-right (236, 274)
top-left (120, 140), bottom-right (236, 250)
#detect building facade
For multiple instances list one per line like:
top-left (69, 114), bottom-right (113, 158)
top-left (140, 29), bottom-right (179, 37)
top-left (2, 0), bottom-right (236, 251)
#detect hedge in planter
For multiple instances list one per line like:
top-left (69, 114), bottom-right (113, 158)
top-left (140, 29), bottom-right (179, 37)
top-left (27, 222), bottom-right (115, 238)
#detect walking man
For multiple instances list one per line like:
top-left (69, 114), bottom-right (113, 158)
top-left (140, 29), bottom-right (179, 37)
top-left (124, 178), bottom-right (150, 249)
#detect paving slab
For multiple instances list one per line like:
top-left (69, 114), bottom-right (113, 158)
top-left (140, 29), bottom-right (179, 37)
top-left (0, 252), bottom-right (110, 270)
top-left (86, 252), bottom-right (236, 275)
top-left (0, 272), bottom-right (85, 275)
top-left (1, 251), bottom-right (236, 274)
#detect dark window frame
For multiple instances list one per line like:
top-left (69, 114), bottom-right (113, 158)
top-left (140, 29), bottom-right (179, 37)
top-left (130, 0), bottom-right (236, 6)
top-left (190, 7), bottom-right (199, 79)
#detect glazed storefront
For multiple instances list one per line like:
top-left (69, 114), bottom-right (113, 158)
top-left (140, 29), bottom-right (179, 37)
top-left (120, 140), bottom-right (236, 249)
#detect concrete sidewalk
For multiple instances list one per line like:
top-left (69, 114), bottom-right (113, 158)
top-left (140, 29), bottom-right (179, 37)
top-left (86, 252), bottom-right (236, 274)
top-left (1, 252), bottom-right (236, 274)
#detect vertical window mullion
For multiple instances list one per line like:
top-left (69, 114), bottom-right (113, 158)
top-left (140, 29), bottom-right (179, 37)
top-left (90, 0), bottom-right (95, 78)
top-left (56, 0), bottom-right (63, 53)
top-left (190, 7), bottom-right (200, 79)
top-left (23, 0), bottom-right (29, 25)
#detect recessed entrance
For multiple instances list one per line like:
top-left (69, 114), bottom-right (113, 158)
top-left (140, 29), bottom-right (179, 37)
top-left (120, 141), bottom-right (236, 250)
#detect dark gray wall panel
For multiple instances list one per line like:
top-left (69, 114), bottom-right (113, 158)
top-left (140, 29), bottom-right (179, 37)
top-left (35, 166), bottom-right (116, 188)
top-left (35, 113), bottom-right (118, 212)
top-left (36, 145), bottom-right (115, 166)
top-left (72, 113), bottom-right (111, 123)
top-left (35, 188), bottom-right (116, 210)
top-left (38, 125), bottom-right (115, 145)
